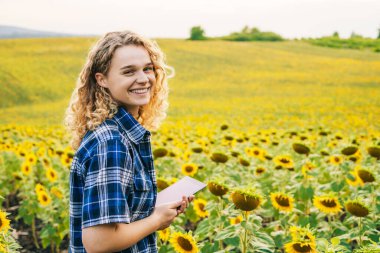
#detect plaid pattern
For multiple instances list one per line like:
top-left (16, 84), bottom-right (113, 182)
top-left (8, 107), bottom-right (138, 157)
top-left (69, 106), bottom-right (157, 253)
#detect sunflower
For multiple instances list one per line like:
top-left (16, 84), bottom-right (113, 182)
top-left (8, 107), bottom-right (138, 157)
top-left (158, 227), bottom-right (171, 242)
top-left (41, 157), bottom-right (51, 168)
top-left (170, 177), bottom-right (178, 185)
top-left (244, 147), bottom-right (252, 156)
top-left (193, 199), bottom-right (208, 218)
top-left (229, 215), bottom-right (243, 225)
top-left (301, 162), bottom-right (316, 178)
top-left (292, 143), bottom-right (310, 155)
top-left (348, 151), bottom-right (362, 163)
top-left (367, 146), bottom-right (380, 160)
top-left (0, 210), bottom-right (11, 233)
top-left (273, 155), bottom-right (294, 170)
top-left (345, 200), bottom-right (369, 217)
top-left (289, 226), bottom-right (316, 243)
top-left (182, 150), bottom-right (192, 161)
top-left (284, 241), bottom-right (317, 253)
top-left (327, 141), bottom-right (338, 148)
top-left (313, 196), bottom-right (341, 214)
top-left (191, 147), bottom-right (203, 153)
top-left (0, 244), bottom-right (6, 253)
top-left (231, 189), bottom-right (262, 211)
top-left (46, 167), bottom-right (58, 182)
top-left (341, 146), bottom-right (358, 156)
top-left (51, 187), bottom-right (63, 199)
top-left (255, 167), bottom-right (266, 176)
top-left (346, 170), bottom-right (364, 187)
top-left (181, 163), bottom-right (198, 177)
top-left (37, 191), bottom-right (51, 206)
top-left (207, 181), bottom-right (229, 196)
top-left (220, 124), bottom-right (228, 130)
top-left (329, 155), bottom-right (343, 165)
top-left (153, 147), bottom-right (168, 158)
top-left (21, 161), bottom-right (32, 176)
top-left (210, 152), bottom-right (228, 163)
top-left (239, 157), bottom-right (250, 167)
top-left (285, 226), bottom-right (317, 253)
top-left (25, 153), bottom-right (37, 165)
top-left (60, 154), bottom-right (72, 168)
top-left (270, 192), bottom-right (294, 212)
top-left (35, 183), bottom-right (46, 194)
top-left (355, 167), bottom-right (375, 183)
top-left (250, 147), bottom-right (266, 161)
top-left (157, 177), bottom-right (170, 191)
top-left (170, 232), bottom-right (199, 253)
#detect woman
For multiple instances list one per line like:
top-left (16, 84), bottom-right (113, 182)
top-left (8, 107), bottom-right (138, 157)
top-left (65, 30), bottom-right (193, 253)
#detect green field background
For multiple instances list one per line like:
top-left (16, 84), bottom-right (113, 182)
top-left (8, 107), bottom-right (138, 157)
top-left (1, 37), bottom-right (379, 132)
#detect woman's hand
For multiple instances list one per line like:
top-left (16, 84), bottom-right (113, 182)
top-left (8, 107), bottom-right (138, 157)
top-left (153, 195), bottom-right (195, 230)
top-left (176, 195), bottom-right (195, 216)
top-left (152, 200), bottom-right (183, 230)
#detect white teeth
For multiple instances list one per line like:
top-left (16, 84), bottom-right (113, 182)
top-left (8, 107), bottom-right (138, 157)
top-left (129, 88), bottom-right (150, 94)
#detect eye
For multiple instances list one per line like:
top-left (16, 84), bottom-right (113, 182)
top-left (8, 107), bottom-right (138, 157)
top-left (144, 67), bottom-right (154, 72)
top-left (123, 70), bottom-right (134, 75)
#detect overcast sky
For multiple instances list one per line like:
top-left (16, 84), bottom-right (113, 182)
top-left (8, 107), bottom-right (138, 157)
top-left (1, 0), bottom-right (379, 39)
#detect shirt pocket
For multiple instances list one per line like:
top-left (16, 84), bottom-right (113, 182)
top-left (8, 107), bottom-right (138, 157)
top-left (131, 169), bottom-right (154, 221)
top-left (133, 169), bottom-right (152, 191)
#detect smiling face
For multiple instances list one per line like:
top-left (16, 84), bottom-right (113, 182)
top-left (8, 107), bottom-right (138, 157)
top-left (95, 45), bottom-right (156, 117)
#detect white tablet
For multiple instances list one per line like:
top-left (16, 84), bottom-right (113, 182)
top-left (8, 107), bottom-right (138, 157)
top-left (155, 176), bottom-right (206, 206)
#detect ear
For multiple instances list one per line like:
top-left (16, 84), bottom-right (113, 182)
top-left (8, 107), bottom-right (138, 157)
top-left (95, 72), bottom-right (109, 88)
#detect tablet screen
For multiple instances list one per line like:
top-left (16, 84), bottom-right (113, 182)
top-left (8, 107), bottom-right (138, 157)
top-left (155, 176), bottom-right (206, 206)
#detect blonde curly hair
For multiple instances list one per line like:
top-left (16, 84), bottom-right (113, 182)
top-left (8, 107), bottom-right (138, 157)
top-left (65, 30), bottom-right (173, 150)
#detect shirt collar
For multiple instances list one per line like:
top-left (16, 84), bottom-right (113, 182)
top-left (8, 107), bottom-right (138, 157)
top-left (113, 106), bottom-right (150, 145)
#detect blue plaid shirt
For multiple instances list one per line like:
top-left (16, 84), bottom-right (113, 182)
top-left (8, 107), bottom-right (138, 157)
top-left (69, 106), bottom-right (157, 253)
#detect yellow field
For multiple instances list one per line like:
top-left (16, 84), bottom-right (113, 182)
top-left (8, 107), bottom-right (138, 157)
top-left (1, 38), bottom-right (379, 132)
top-left (0, 38), bottom-right (379, 253)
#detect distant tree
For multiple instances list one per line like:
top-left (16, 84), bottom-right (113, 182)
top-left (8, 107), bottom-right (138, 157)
top-left (250, 27), bottom-right (260, 34)
top-left (350, 31), bottom-right (363, 39)
top-left (190, 26), bottom-right (206, 40)
top-left (332, 31), bottom-right (339, 38)
top-left (241, 25), bottom-right (250, 34)
top-left (377, 27), bottom-right (380, 39)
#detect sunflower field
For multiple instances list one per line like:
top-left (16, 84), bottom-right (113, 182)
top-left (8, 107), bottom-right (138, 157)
top-left (0, 37), bottom-right (380, 253)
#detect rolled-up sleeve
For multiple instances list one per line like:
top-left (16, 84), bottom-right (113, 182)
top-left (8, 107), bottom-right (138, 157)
top-left (82, 138), bottom-right (133, 229)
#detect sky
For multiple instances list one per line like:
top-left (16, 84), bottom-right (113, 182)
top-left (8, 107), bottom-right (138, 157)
top-left (0, 0), bottom-right (379, 39)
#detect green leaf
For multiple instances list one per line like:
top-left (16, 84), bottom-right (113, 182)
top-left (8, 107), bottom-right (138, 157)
top-left (201, 241), bottom-right (219, 253)
top-left (224, 236), bottom-right (240, 247)
top-left (299, 185), bottom-right (314, 201)
top-left (331, 181), bottom-right (345, 192)
top-left (214, 226), bottom-right (239, 241)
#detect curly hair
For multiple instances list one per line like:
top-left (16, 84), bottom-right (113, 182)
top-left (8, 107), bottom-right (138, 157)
top-left (64, 30), bottom-right (173, 150)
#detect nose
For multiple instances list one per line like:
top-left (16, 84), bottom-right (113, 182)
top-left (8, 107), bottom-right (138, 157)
top-left (136, 70), bottom-right (149, 84)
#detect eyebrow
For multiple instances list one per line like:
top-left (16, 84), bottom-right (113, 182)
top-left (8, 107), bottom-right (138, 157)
top-left (120, 62), bottom-right (153, 71)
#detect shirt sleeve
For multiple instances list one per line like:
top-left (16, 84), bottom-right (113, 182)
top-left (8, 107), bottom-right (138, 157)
top-left (82, 138), bottom-right (133, 229)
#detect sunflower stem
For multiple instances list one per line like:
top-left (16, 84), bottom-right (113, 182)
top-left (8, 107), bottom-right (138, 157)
top-left (327, 215), bottom-right (332, 238)
top-left (242, 211), bottom-right (249, 253)
top-left (371, 184), bottom-right (376, 222)
top-left (358, 217), bottom-right (362, 247)
top-left (31, 217), bottom-right (40, 249)
top-left (217, 197), bottom-right (224, 250)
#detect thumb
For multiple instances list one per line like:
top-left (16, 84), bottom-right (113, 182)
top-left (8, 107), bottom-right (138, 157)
top-left (167, 200), bottom-right (183, 209)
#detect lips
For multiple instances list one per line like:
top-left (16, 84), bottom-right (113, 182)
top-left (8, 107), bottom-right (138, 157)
top-left (128, 87), bottom-right (151, 94)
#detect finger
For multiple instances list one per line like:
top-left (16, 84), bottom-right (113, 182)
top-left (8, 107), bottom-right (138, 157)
top-left (168, 200), bottom-right (183, 209)
top-left (182, 196), bottom-right (189, 208)
top-left (180, 202), bottom-right (186, 213)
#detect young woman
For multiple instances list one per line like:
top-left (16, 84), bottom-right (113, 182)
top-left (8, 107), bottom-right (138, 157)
top-left (65, 30), bottom-right (194, 253)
